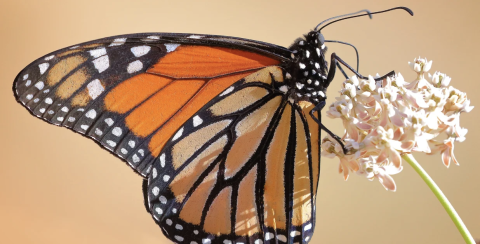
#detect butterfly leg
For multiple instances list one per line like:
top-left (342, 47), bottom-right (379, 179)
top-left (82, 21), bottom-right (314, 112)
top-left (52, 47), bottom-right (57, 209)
top-left (335, 62), bottom-right (349, 79)
top-left (325, 53), bottom-right (395, 85)
top-left (309, 100), bottom-right (348, 154)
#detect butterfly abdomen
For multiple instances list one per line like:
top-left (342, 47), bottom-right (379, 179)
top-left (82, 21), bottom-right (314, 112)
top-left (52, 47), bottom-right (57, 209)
top-left (286, 31), bottom-right (329, 104)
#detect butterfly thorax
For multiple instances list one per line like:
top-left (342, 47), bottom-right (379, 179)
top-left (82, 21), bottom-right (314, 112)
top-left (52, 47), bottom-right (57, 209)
top-left (286, 31), bottom-right (329, 105)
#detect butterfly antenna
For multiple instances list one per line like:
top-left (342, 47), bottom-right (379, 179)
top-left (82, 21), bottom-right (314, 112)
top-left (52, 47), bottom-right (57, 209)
top-left (314, 9), bottom-right (372, 31)
top-left (317, 7), bottom-right (414, 32)
top-left (325, 40), bottom-right (360, 72)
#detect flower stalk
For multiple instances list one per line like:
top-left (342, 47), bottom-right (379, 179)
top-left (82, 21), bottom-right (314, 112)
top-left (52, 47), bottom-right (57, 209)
top-left (402, 153), bottom-right (475, 244)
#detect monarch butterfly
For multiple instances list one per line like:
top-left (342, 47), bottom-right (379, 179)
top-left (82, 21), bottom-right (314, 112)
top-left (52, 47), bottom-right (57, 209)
top-left (13, 7), bottom-right (412, 244)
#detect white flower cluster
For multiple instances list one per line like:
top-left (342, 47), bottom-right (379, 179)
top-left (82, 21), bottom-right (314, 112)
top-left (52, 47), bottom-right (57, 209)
top-left (321, 57), bottom-right (473, 191)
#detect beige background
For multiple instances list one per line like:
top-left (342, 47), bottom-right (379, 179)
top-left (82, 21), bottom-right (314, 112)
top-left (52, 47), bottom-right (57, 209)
top-left (1, 0), bottom-right (478, 243)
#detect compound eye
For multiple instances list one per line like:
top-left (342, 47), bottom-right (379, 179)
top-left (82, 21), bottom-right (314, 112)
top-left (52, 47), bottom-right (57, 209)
top-left (318, 33), bottom-right (325, 44)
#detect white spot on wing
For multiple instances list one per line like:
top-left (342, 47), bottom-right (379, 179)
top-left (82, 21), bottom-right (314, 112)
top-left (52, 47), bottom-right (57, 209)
top-left (138, 149), bottom-right (144, 157)
top-left (44, 55), bottom-right (54, 61)
top-left (39, 108), bottom-right (45, 113)
top-left (203, 239), bottom-right (211, 244)
top-left (254, 240), bottom-right (263, 244)
top-left (128, 140), bottom-right (135, 148)
top-left (279, 86), bottom-right (289, 94)
top-left (220, 86), bottom-right (234, 96)
top-left (57, 117), bottom-right (64, 122)
top-left (163, 175), bottom-right (170, 182)
top-left (174, 236), bottom-right (184, 242)
top-left (175, 224), bottom-right (183, 230)
top-left (159, 153), bottom-right (166, 167)
top-left (304, 223), bottom-right (312, 231)
top-left (159, 195), bottom-right (167, 204)
top-left (87, 79), bottom-right (104, 99)
top-left (193, 115), bottom-right (203, 127)
top-left (80, 124), bottom-right (89, 130)
top-left (45, 97), bottom-right (53, 104)
top-left (61, 106), bottom-right (69, 112)
top-left (23, 74), bottom-right (29, 80)
top-left (172, 127), bottom-right (183, 141)
top-left (112, 127), bottom-right (122, 137)
top-left (277, 235), bottom-right (287, 242)
top-left (120, 148), bottom-right (128, 154)
top-left (132, 154), bottom-right (140, 163)
top-left (265, 233), bottom-right (274, 241)
top-left (35, 81), bottom-right (44, 90)
top-left (26, 94), bottom-right (33, 100)
top-left (165, 43), bottom-right (180, 53)
top-left (147, 36), bottom-right (160, 40)
top-left (152, 186), bottom-right (160, 196)
top-left (85, 109), bottom-right (97, 119)
top-left (319, 91), bottom-right (325, 97)
top-left (188, 35), bottom-right (203, 39)
top-left (155, 207), bottom-right (163, 215)
top-left (89, 48), bottom-right (106, 58)
top-left (127, 60), bottom-right (143, 73)
top-left (105, 118), bottom-right (114, 126)
top-left (93, 56), bottom-right (109, 73)
top-left (152, 168), bottom-right (157, 178)
top-left (95, 128), bottom-right (103, 136)
top-left (68, 117), bottom-right (75, 122)
top-left (290, 231), bottom-right (300, 237)
top-left (131, 46), bottom-right (151, 57)
top-left (38, 63), bottom-right (49, 74)
top-left (106, 140), bottom-right (117, 147)
top-left (109, 38), bottom-right (127, 46)
top-left (25, 80), bottom-right (31, 86)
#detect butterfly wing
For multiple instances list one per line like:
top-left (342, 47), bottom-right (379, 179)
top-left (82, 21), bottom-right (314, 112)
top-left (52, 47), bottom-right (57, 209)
top-left (13, 33), bottom-right (321, 243)
top-left (13, 33), bottom-right (288, 176)
top-left (145, 66), bottom-right (321, 244)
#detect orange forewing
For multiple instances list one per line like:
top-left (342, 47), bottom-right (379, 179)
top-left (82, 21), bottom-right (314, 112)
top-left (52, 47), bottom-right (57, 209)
top-left (148, 46), bottom-right (280, 78)
top-left (125, 79), bottom-right (205, 137)
top-left (104, 74), bottom-right (173, 114)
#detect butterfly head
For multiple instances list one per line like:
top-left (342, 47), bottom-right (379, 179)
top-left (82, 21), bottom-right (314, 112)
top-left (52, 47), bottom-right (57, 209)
top-left (284, 7), bottom-right (414, 105)
top-left (287, 31), bottom-right (329, 104)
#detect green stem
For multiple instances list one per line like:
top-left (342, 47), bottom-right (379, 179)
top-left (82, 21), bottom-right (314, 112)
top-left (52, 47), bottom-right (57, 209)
top-left (402, 153), bottom-right (475, 244)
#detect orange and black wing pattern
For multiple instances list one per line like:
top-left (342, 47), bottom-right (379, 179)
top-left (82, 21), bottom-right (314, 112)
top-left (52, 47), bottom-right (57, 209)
top-left (144, 67), bottom-right (321, 243)
top-left (13, 34), bottom-right (284, 176)
top-left (13, 33), bottom-right (321, 243)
